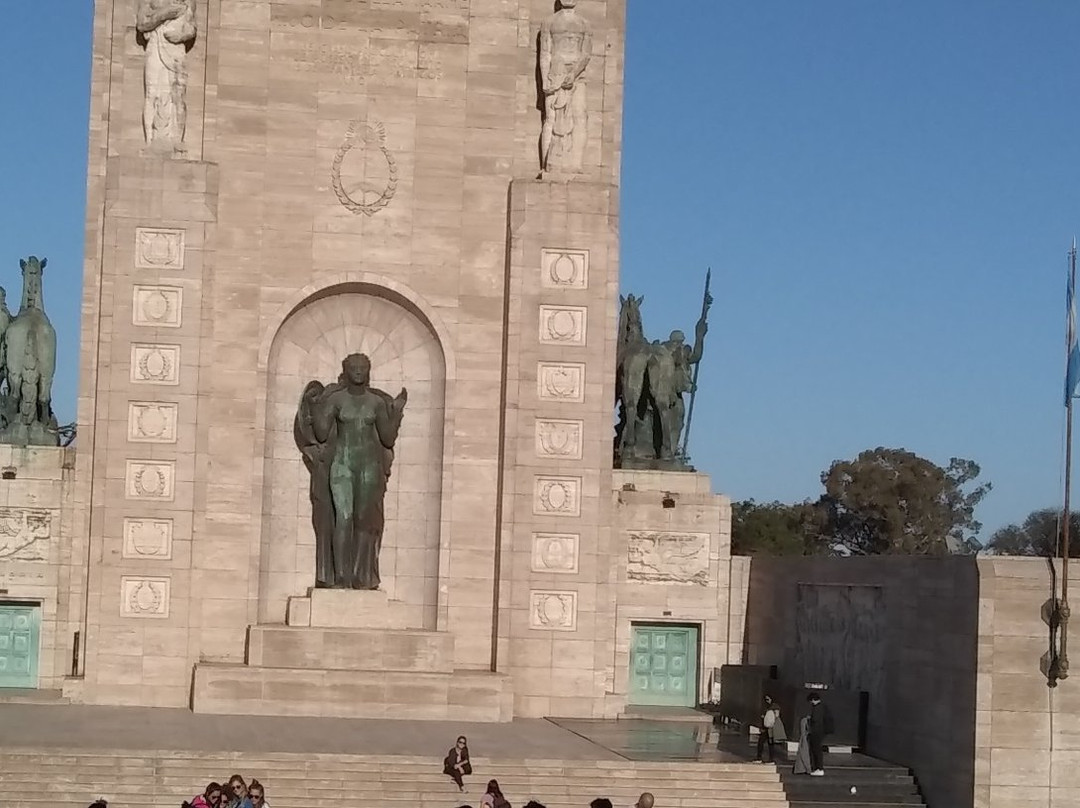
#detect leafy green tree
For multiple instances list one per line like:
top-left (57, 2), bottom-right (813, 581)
top-left (819, 448), bottom-right (991, 556)
top-left (986, 509), bottom-right (1080, 557)
top-left (731, 499), bottom-right (826, 556)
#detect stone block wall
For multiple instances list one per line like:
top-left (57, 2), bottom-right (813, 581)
top-left (743, 556), bottom-right (980, 807)
top-left (740, 555), bottom-right (1080, 808)
top-left (0, 446), bottom-right (77, 688)
top-left (974, 557), bottom-right (1079, 808)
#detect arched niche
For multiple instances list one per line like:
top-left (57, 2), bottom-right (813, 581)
top-left (258, 285), bottom-right (446, 628)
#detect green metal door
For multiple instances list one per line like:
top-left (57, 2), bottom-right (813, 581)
top-left (0, 604), bottom-right (40, 688)
top-left (629, 624), bottom-right (699, 707)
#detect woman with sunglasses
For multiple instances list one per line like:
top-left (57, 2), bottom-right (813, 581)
top-left (443, 735), bottom-right (472, 792)
top-left (247, 780), bottom-right (269, 807)
top-left (225, 774), bottom-right (253, 808)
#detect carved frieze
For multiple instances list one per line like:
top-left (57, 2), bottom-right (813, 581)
top-left (120, 576), bottom-right (171, 618)
top-left (133, 285), bottom-right (183, 328)
top-left (537, 361), bottom-right (585, 403)
top-left (122, 518), bottom-right (174, 560)
top-left (533, 475), bottom-right (582, 517)
top-left (538, 305), bottom-right (587, 346)
top-left (131, 344), bottom-right (180, 385)
top-left (127, 402), bottom-right (179, 444)
top-left (125, 460), bottom-right (176, 501)
top-left (535, 419), bottom-right (584, 460)
top-left (531, 533), bottom-right (579, 574)
top-left (529, 590), bottom-right (578, 631)
top-left (0, 508), bottom-right (52, 562)
top-left (627, 531), bottom-right (711, 586)
top-left (135, 228), bottom-right (185, 270)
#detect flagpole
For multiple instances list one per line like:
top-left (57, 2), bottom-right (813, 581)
top-left (1062, 243), bottom-right (1076, 680)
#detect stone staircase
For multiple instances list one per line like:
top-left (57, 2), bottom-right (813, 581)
top-left (778, 759), bottom-right (926, 807)
top-left (0, 750), bottom-right (790, 808)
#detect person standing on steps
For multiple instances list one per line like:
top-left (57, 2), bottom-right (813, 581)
top-left (754, 695), bottom-right (786, 763)
top-left (807, 693), bottom-right (833, 776)
top-left (634, 792), bottom-right (655, 808)
top-left (444, 735), bottom-right (473, 792)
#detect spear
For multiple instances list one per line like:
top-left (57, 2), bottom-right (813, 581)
top-left (680, 268), bottom-right (712, 462)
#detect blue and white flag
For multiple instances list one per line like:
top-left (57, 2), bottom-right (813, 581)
top-left (1067, 261), bottom-right (1080, 407)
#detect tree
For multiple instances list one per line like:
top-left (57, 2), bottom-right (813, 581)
top-left (986, 509), bottom-right (1080, 557)
top-left (731, 499), bottom-right (826, 556)
top-left (819, 448), bottom-right (991, 556)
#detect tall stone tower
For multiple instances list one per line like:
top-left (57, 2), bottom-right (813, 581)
top-left (64, 0), bottom-right (733, 718)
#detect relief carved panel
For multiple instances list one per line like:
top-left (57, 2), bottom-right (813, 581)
top-left (538, 305), bottom-right (587, 346)
top-left (127, 402), bottom-right (179, 443)
top-left (122, 518), bottom-right (174, 560)
top-left (120, 576), bottom-right (171, 618)
top-left (125, 460), bottom-right (176, 502)
top-left (535, 419), bottom-right (584, 460)
top-left (529, 590), bottom-right (578, 631)
top-left (533, 476), bottom-right (582, 517)
top-left (131, 344), bottom-right (180, 385)
top-left (537, 362), bottom-right (585, 403)
top-left (0, 508), bottom-right (52, 562)
top-left (135, 228), bottom-right (185, 270)
top-left (627, 531), bottom-right (710, 586)
top-left (531, 533), bottom-right (579, 574)
top-left (541, 249), bottom-right (589, 290)
top-left (133, 285), bottom-right (183, 328)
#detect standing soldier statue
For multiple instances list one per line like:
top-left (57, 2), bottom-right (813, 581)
top-left (615, 271), bottom-right (712, 469)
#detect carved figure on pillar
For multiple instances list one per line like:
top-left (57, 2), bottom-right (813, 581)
top-left (294, 353), bottom-right (407, 591)
top-left (136, 0), bottom-right (197, 153)
top-left (615, 293), bottom-right (710, 470)
top-left (539, 0), bottom-right (592, 174)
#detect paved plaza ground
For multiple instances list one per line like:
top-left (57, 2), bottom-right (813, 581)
top-left (0, 703), bottom-right (749, 763)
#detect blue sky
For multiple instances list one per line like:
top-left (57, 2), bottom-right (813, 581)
top-left (2, 2), bottom-right (1078, 539)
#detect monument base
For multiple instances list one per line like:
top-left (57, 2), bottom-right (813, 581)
top-left (191, 589), bottom-right (513, 721)
top-left (286, 588), bottom-right (419, 630)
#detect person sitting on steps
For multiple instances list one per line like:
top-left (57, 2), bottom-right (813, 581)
top-left (444, 735), bottom-right (472, 793)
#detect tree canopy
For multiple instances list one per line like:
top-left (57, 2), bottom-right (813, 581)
top-left (820, 448), bottom-right (991, 556)
top-left (730, 447), bottom-right (991, 557)
top-left (730, 500), bottom-right (825, 556)
top-left (985, 508), bottom-right (1080, 557)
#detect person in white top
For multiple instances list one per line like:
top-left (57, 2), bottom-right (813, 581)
top-left (755, 696), bottom-right (786, 763)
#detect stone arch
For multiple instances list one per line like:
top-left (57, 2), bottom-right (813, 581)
top-left (257, 284), bottom-right (446, 628)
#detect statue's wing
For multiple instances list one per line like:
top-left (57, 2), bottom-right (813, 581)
top-left (294, 380), bottom-right (325, 454)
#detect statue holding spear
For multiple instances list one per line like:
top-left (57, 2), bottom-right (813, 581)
top-left (614, 269), bottom-right (712, 470)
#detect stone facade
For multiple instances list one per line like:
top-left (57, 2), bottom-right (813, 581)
top-left (52, 0), bottom-right (747, 719)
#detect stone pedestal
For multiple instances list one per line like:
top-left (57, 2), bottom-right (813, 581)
top-left (191, 588), bottom-right (513, 721)
top-left (286, 588), bottom-right (418, 630)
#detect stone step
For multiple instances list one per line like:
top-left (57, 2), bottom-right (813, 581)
top-left (0, 756), bottom-right (781, 777)
top-left (192, 664), bottom-right (512, 721)
top-left (246, 624), bottom-right (455, 672)
top-left (0, 748), bottom-right (792, 808)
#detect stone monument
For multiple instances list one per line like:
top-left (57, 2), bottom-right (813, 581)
top-left (294, 353), bottom-right (407, 591)
top-left (43, 0), bottom-right (740, 721)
